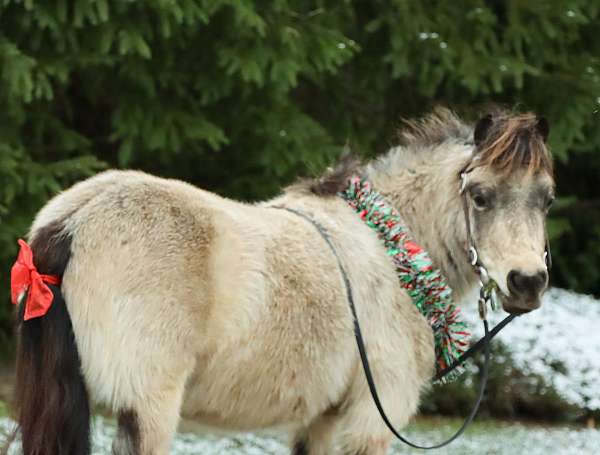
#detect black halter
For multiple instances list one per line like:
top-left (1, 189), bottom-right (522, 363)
top-left (275, 164), bottom-right (552, 450)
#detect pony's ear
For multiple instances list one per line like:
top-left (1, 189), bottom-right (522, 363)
top-left (473, 114), bottom-right (493, 148)
top-left (536, 117), bottom-right (550, 142)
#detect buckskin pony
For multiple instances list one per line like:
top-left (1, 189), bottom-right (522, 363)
top-left (11, 108), bottom-right (554, 454)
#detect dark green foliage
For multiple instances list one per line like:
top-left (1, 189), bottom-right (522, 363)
top-left (0, 0), bottom-right (599, 345)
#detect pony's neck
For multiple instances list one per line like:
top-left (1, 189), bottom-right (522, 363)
top-left (364, 146), bottom-right (476, 300)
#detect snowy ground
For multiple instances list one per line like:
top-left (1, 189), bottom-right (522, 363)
top-left (1, 288), bottom-right (598, 453)
top-left (1, 416), bottom-right (599, 454)
top-left (462, 288), bottom-right (600, 410)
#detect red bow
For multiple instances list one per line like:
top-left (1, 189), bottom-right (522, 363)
top-left (10, 239), bottom-right (61, 321)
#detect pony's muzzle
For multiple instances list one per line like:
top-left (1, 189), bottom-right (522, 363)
top-left (505, 269), bottom-right (548, 312)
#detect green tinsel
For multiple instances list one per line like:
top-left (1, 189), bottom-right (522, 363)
top-left (339, 176), bottom-right (470, 382)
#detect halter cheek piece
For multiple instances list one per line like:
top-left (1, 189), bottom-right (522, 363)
top-left (459, 167), bottom-right (499, 319)
top-left (275, 160), bottom-right (552, 450)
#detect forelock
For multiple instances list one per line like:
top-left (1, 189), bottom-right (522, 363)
top-left (475, 110), bottom-right (553, 176)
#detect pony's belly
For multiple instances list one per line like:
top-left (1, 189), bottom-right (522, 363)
top-left (179, 341), bottom-right (354, 431)
top-left (179, 392), bottom-right (300, 431)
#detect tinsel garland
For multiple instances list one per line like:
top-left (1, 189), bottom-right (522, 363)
top-left (339, 176), bottom-right (470, 382)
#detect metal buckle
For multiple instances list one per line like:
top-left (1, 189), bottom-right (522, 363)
top-left (469, 246), bottom-right (478, 266)
top-left (459, 172), bottom-right (468, 194)
top-left (478, 273), bottom-right (500, 318)
top-left (477, 265), bottom-right (490, 284)
top-left (478, 297), bottom-right (487, 320)
top-left (489, 287), bottom-right (499, 311)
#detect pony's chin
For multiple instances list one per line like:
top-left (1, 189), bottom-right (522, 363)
top-left (503, 305), bottom-right (533, 315)
top-left (501, 293), bottom-right (542, 314)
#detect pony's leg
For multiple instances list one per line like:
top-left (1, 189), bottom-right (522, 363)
top-left (331, 394), bottom-right (402, 455)
top-left (290, 407), bottom-right (393, 455)
top-left (112, 410), bottom-right (141, 454)
top-left (291, 413), bottom-right (338, 455)
top-left (339, 436), bottom-right (392, 455)
top-left (112, 375), bottom-right (188, 455)
top-left (330, 372), bottom-right (421, 455)
top-left (289, 366), bottom-right (417, 455)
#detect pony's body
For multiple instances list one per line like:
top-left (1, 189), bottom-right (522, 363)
top-left (31, 170), bottom-right (432, 453)
top-left (14, 109), bottom-right (554, 455)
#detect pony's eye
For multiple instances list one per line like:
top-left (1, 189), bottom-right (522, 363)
top-left (472, 193), bottom-right (489, 210)
top-left (545, 195), bottom-right (555, 211)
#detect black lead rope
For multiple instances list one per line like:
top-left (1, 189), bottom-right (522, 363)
top-left (277, 206), bottom-right (512, 450)
top-left (434, 313), bottom-right (515, 382)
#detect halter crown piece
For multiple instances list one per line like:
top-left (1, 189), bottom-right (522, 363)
top-left (340, 176), bottom-right (469, 381)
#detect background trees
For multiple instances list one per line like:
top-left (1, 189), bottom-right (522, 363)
top-left (1, 0), bottom-right (599, 342)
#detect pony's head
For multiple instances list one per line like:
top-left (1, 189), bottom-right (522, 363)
top-left (463, 111), bottom-right (554, 314)
top-left (292, 107), bottom-right (555, 315)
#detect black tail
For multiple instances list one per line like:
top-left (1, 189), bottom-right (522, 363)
top-left (14, 222), bottom-right (90, 455)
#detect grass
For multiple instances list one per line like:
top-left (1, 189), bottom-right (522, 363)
top-left (1, 411), bottom-right (598, 454)
top-left (398, 417), bottom-right (599, 454)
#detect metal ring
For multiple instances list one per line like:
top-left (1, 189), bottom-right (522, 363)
top-left (478, 297), bottom-right (487, 320)
top-left (459, 173), bottom-right (468, 194)
top-left (490, 287), bottom-right (499, 311)
top-left (478, 266), bottom-right (490, 284)
top-left (469, 246), bottom-right (478, 266)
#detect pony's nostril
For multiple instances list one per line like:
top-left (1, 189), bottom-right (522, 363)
top-left (507, 269), bottom-right (547, 296)
top-left (508, 270), bottom-right (526, 294)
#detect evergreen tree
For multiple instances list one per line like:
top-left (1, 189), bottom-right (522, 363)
top-left (0, 0), bottom-right (598, 341)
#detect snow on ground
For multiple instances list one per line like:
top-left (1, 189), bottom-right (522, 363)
top-left (1, 288), bottom-right (597, 453)
top-left (398, 419), bottom-right (600, 455)
top-left (461, 288), bottom-right (600, 410)
top-left (1, 416), bottom-right (599, 454)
